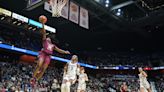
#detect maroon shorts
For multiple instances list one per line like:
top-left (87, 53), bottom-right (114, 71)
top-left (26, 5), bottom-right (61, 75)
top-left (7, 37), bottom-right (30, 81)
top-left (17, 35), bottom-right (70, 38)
top-left (38, 51), bottom-right (51, 65)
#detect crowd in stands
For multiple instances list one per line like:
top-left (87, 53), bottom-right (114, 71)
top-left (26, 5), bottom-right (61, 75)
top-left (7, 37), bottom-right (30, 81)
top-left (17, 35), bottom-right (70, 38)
top-left (0, 61), bottom-right (163, 92)
top-left (98, 74), bottom-right (140, 92)
top-left (79, 52), bottom-right (164, 68)
top-left (0, 62), bottom-right (115, 92)
top-left (154, 75), bottom-right (164, 92)
top-left (0, 27), bottom-right (42, 51)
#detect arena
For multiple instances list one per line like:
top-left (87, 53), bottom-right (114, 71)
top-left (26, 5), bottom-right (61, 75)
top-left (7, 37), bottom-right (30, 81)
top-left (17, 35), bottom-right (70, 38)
top-left (0, 0), bottom-right (164, 92)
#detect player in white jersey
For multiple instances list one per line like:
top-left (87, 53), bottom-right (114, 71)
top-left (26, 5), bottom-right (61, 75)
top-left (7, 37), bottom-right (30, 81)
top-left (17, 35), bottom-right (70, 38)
top-left (66, 55), bottom-right (80, 84)
top-left (138, 68), bottom-right (152, 92)
top-left (62, 55), bottom-right (80, 92)
top-left (77, 67), bottom-right (88, 92)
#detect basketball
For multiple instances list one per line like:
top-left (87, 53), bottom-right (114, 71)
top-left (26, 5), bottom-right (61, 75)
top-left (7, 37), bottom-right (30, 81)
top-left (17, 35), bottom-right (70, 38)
top-left (39, 15), bottom-right (47, 24)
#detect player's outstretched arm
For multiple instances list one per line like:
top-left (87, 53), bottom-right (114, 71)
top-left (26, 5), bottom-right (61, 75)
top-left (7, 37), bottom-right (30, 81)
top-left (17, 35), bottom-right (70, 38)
top-left (41, 23), bottom-right (46, 41)
top-left (54, 46), bottom-right (70, 54)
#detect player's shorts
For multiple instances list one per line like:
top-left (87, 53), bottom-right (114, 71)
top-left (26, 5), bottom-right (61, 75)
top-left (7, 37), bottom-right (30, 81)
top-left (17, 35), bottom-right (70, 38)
top-left (61, 77), bottom-right (71, 91)
top-left (67, 75), bottom-right (76, 81)
top-left (62, 75), bottom-right (70, 84)
top-left (140, 81), bottom-right (150, 89)
top-left (77, 83), bottom-right (86, 91)
top-left (38, 51), bottom-right (51, 65)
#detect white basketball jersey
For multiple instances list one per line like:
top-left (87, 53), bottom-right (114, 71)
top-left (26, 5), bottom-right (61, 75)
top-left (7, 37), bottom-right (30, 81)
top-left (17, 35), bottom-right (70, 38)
top-left (67, 62), bottom-right (78, 76)
top-left (139, 73), bottom-right (150, 89)
top-left (139, 73), bottom-right (147, 83)
top-left (79, 73), bottom-right (86, 83)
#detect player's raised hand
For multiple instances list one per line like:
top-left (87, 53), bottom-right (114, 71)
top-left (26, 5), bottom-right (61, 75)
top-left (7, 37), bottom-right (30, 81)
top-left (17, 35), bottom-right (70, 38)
top-left (65, 51), bottom-right (70, 54)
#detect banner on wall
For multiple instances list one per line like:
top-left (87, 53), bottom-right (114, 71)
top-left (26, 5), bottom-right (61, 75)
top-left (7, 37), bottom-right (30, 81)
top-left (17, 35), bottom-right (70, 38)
top-left (69, 2), bottom-right (79, 24)
top-left (79, 7), bottom-right (89, 29)
top-left (61, 0), bottom-right (69, 19)
top-left (44, 1), bottom-right (90, 29)
top-left (44, 2), bottom-right (52, 13)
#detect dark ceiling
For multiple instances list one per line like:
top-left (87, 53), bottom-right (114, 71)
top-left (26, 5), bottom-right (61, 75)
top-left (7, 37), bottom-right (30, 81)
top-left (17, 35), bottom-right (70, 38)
top-left (0, 0), bottom-right (164, 52)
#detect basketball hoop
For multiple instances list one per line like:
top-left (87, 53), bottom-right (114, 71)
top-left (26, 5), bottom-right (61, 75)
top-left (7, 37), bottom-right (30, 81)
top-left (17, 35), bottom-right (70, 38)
top-left (48, 0), bottom-right (68, 17)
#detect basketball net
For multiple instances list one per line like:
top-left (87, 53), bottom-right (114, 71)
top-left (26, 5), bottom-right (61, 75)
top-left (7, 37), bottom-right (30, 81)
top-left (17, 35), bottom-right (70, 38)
top-left (49, 0), bottom-right (68, 17)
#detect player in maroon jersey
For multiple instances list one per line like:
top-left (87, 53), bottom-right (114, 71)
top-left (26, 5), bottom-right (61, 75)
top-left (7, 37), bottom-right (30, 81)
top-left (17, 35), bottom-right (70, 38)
top-left (32, 20), bottom-right (70, 81)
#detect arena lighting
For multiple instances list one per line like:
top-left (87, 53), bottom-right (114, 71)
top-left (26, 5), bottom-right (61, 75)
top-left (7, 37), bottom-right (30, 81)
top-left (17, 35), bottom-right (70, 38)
top-left (105, 0), bottom-right (109, 4)
top-left (105, 4), bottom-right (109, 7)
top-left (0, 43), bottom-right (98, 69)
top-left (17, 23), bottom-right (22, 26)
top-left (28, 26), bottom-right (33, 30)
top-left (105, 0), bottom-right (110, 7)
top-left (12, 21), bottom-right (17, 24)
top-left (32, 28), bottom-right (37, 31)
top-left (118, 9), bottom-right (121, 12)
top-left (116, 9), bottom-right (121, 16)
top-left (116, 12), bottom-right (121, 16)
top-left (1, 17), bottom-right (5, 20)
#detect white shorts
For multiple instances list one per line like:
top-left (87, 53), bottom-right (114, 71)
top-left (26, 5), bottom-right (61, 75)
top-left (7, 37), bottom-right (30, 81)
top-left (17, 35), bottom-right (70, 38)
top-left (61, 82), bottom-right (71, 87)
top-left (63, 76), bottom-right (69, 81)
top-left (68, 75), bottom-right (76, 80)
top-left (77, 83), bottom-right (86, 91)
top-left (140, 81), bottom-right (150, 89)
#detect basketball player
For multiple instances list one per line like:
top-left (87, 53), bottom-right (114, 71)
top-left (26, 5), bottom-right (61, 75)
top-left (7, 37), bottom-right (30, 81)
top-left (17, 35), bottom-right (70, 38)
top-left (138, 67), bottom-right (152, 92)
top-left (120, 82), bottom-right (128, 92)
top-left (62, 55), bottom-right (80, 92)
top-left (66, 55), bottom-right (80, 84)
top-left (77, 67), bottom-right (88, 92)
top-left (32, 16), bottom-right (70, 81)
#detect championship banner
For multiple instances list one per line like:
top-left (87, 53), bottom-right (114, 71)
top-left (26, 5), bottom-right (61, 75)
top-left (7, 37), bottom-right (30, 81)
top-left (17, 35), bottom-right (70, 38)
top-left (79, 7), bottom-right (89, 29)
top-left (61, 0), bottom-right (69, 19)
top-left (44, 2), bottom-right (52, 13)
top-left (69, 2), bottom-right (79, 24)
